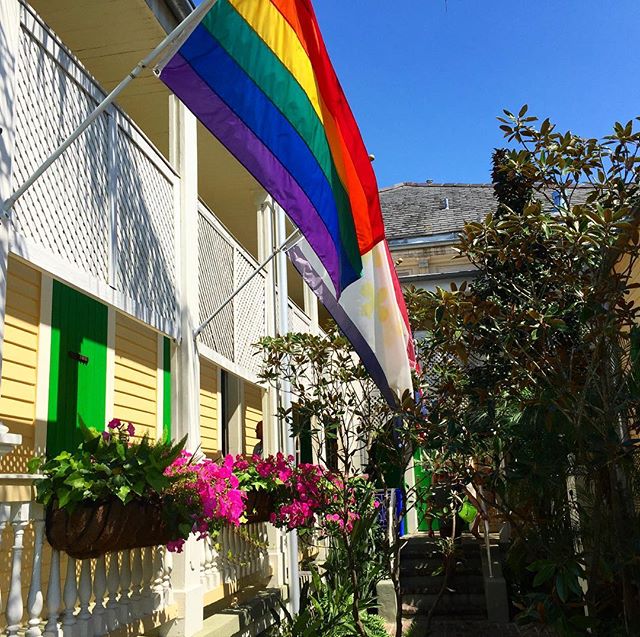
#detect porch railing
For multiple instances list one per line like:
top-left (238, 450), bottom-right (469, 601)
top-left (0, 492), bottom-right (175, 637)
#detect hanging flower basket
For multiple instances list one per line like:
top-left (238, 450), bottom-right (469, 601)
top-left (46, 497), bottom-right (175, 559)
top-left (244, 489), bottom-right (275, 523)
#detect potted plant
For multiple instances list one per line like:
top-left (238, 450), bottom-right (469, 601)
top-left (29, 420), bottom-right (247, 557)
top-left (29, 419), bottom-right (186, 558)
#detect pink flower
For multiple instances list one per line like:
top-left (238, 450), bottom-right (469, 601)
top-left (102, 431), bottom-right (111, 442)
top-left (108, 418), bottom-right (121, 430)
top-left (127, 422), bottom-right (135, 436)
top-left (166, 539), bottom-right (185, 553)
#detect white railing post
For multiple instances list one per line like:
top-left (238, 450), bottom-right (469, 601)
top-left (44, 549), bottom-right (61, 637)
top-left (152, 548), bottom-right (165, 611)
top-left (76, 559), bottom-right (92, 637)
top-left (142, 547), bottom-right (154, 614)
top-left (62, 556), bottom-right (77, 637)
top-left (105, 552), bottom-right (120, 632)
top-left (93, 556), bottom-right (107, 637)
top-left (163, 549), bottom-right (173, 607)
top-left (130, 548), bottom-right (143, 618)
top-left (26, 509), bottom-right (45, 637)
top-left (6, 506), bottom-right (28, 637)
top-left (118, 550), bottom-right (132, 624)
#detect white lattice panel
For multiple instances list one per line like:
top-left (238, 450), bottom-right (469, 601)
top-left (198, 210), bottom-right (235, 360)
top-left (234, 250), bottom-right (266, 375)
top-left (12, 13), bottom-right (109, 282)
top-left (116, 126), bottom-right (177, 323)
top-left (289, 303), bottom-right (311, 335)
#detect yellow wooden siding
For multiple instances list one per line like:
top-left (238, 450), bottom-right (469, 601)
top-left (113, 313), bottom-right (158, 441)
top-left (0, 258), bottom-right (41, 473)
top-left (243, 383), bottom-right (263, 455)
top-left (199, 358), bottom-right (218, 456)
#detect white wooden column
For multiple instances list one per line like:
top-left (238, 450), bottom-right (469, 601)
top-left (167, 94), bottom-right (204, 637)
top-left (302, 282), bottom-right (319, 334)
top-left (0, 0), bottom-right (20, 384)
top-left (257, 195), bottom-right (287, 588)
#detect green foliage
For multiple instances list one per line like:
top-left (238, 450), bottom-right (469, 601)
top-left (30, 422), bottom-right (186, 511)
top-left (266, 570), bottom-right (389, 637)
top-left (405, 111), bottom-right (640, 635)
top-left (492, 146), bottom-right (535, 217)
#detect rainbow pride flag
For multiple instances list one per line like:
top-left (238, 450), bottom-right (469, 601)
top-left (157, 0), bottom-right (415, 402)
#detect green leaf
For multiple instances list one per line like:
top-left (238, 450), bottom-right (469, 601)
top-left (116, 485), bottom-right (131, 503)
top-left (27, 457), bottom-right (43, 473)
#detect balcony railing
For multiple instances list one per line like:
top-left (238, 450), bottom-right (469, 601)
top-left (11, 1), bottom-right (313, 377)
top-left (12, 2), bottom-right (180, 337)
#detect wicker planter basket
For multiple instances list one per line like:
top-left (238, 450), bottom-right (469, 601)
top-left (244, 489), bottom-right (275, 523)
top-left (46, 498), bottom-right (174, 559)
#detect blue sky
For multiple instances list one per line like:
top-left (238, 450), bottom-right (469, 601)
top-left (312, 0), bottom-right (640, 188)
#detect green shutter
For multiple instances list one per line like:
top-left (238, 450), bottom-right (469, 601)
top-left (162, 336), bottom-right (172, 442)
top-left (47, 282), bottom-right (108, 456)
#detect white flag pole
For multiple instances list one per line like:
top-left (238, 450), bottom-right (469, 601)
top-left (1, 0), bottom-right (217, 217)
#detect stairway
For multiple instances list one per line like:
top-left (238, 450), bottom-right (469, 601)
top-left (400, 534), bottom-right (488, 623)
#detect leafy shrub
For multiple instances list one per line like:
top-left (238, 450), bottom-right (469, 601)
top-left (29, 419), bottom-right (185, 510)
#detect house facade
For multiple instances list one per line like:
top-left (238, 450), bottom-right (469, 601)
top-left (0, 1), bottom-right (319, 636)
top-left (379, 182), bottom-right (495, 291)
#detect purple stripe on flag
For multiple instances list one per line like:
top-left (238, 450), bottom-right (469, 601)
top-left (287, 244), bottom-right (396, 406)
top-left (160, 53), bottom-right (341, 293)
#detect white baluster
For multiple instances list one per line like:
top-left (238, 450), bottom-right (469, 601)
top-left (205, 537), bottom-right (215, 591)
top-left (163, 548), bottom-right (173, 606)
top-left (222, 527), bottom-right (232, 584)
top-left (105, 553), bottom-right (120, 632)
top-left (211, 535), bottom-right (221, 589)
top-left (152, 548), bottom-right (164, 611)
top-left (44, 549), bottom-right (61, 637)
top-left (26, 513), bottom-right (45, 637)
top-left (246, 527), bottom-right (254, 578)
top-left (199, 539), bottom-right (207, 589)
top-left (118, 550), bottom-right (132, 624)
top-left (130, 548), bottom-right (143, 619)
top-left (241, 527), bottom-right (249, 578)
top-left (142, 547), bottom-right (154, 614)
top-left (6, 508), bottom-right (28, 637)
top-left (62, 556), bottom-right (77, 636)
top-left (92, 557), bottom-right (107, 636)
top-left (0, 504), bottom-right (9, 615)
top-left (76, 559), bottom-right (92, 637)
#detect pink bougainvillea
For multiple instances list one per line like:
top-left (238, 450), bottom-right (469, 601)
top-left (164, 451), bottom-right (246, 552)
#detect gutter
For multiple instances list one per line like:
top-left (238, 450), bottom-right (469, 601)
top-left (388, 231), bottom-right (460, 249)
top-left (164, 0), bottom-right (196, 21)
top-left (398, 269), bottom-right (478, 284)
top-left (145, 0), bottom-right (195, 32)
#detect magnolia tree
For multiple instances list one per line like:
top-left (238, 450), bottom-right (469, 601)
top-left (405, 110), bottom-right (640, 635)
top-left (258, 331), bottom-right (427, 637)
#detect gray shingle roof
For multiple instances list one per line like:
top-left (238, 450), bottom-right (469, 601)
top-left (380, 183), bottom-right (495, 240)
top-left (380, 182), bottom-right (592, 241)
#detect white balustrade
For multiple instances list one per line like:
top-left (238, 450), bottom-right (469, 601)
top-left (0, 496), bottom-right (177, 637)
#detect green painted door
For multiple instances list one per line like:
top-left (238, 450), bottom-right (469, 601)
top-left (414, 450), bottom-right (439, 532)
top-left (47, 282), bottom-right (108, 457)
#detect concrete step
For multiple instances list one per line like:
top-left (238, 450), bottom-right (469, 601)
top-left (402, 592), bottom-right (487, 618)
top-left (400, 573), bottom-right (485, 595)
top-left (196, 587), bottom-right (283, 637)
top-left (401, 617), bottom-right (526, 636)
top-left (400, 556), bottom-right (483, 577)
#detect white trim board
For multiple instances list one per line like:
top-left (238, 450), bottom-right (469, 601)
top-left (9, 231), bottom-right (180, 339)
